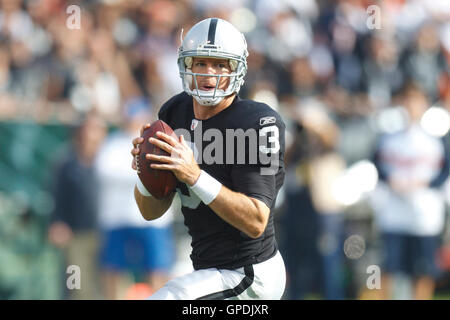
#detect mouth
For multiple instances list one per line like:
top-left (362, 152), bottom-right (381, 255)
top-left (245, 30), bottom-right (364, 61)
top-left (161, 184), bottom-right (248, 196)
top-left (199, 84), bottom-right (217, 91)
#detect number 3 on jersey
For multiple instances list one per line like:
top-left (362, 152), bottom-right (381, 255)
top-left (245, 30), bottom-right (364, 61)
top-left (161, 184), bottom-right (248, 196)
top-left (177, 184), bottom-right (202, 209)
top-left (259, 125), bottom-right (280, 154)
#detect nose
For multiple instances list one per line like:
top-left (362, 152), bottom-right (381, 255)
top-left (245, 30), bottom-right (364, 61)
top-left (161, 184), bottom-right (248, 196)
top-left (205, 62), bottom-right (218, 75)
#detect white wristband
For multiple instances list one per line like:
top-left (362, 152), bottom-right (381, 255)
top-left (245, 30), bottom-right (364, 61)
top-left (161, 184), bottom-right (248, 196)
top-left (136, 178), bottom-right (152, 197)
top-left (189, 170), bottom-right (222, 205)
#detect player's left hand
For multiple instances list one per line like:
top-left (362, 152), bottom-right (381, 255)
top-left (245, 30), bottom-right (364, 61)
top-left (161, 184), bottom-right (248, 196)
top-left (147, 131), bottom-right (201, 186)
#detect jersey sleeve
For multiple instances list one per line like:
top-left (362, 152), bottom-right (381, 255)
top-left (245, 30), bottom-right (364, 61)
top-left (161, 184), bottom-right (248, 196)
top-left (231, 164), bottom-right (277, 208)
top-left (429, 137), bottom-right (450, 188)
top-left (229, 107), bottom-right (285, 208)
top-left (372, 135), bottom-right (388, 183)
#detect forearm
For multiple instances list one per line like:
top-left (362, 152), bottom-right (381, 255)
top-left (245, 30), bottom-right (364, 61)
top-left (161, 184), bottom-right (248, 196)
top-left (208, 186), bottom-right (269, 239)
top-left (134, 186), bottom-right (175, 221)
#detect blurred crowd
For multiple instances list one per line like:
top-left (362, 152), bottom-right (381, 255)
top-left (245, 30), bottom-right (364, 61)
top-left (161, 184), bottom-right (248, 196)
top-left (1, 0), bottom-right (450, 299)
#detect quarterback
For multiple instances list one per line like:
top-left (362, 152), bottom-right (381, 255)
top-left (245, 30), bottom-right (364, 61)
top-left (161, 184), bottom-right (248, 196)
top-left (131, 18), bottom-right (286, 299)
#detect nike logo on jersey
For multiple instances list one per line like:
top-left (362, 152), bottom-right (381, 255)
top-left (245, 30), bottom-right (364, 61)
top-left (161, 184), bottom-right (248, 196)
top-left (259, 116), bottom-right (276, 126)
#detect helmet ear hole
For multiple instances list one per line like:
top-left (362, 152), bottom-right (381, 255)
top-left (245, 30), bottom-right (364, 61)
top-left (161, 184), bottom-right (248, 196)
top-left (185, 57), bottom-right (193, 69)
top-left (229, 60), bottom-right (238, 71)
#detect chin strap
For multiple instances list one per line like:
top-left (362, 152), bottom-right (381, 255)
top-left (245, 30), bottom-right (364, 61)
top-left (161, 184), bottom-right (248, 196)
top-left (193, 93), bottom-right (224, 106)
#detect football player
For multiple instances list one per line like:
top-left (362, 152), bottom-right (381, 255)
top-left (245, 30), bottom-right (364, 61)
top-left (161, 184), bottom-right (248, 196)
top-left (130, 18), bottom-right (286, 299)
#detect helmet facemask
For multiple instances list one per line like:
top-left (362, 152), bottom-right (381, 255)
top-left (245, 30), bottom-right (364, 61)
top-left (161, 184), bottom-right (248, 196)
top-left (178, 55), bottom-right (247, 106)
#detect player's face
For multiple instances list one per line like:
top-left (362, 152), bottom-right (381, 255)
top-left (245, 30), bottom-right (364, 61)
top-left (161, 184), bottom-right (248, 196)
top-left (191, 57), bottom-right (231, 92)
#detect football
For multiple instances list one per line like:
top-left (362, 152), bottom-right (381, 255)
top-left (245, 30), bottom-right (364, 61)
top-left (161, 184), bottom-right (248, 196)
top-left (137, 120), bottom-right (178, 198)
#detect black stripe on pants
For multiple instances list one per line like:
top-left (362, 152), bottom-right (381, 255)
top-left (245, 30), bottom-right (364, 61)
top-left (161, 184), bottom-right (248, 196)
top-left (196, 265), bottom-right (254, 300)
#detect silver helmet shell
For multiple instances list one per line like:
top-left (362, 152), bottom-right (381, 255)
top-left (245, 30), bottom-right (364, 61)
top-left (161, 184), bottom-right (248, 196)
top-left (178, 18), bottom-right (249, 106)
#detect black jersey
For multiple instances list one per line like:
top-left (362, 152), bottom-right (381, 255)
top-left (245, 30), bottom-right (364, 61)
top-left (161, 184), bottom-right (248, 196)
top-left (158, 92), bottom-right (285, 270)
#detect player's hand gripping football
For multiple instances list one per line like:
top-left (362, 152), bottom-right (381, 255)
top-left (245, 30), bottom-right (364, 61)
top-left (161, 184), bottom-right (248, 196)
top-left (130, 123), bottom-right (150, 171)
top-left (147, 131), bottom-right (201, 187)
top-left (130, 123), bottom-right (201, 186)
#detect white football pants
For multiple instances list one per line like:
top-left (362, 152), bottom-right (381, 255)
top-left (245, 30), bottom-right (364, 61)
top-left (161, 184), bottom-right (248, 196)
top-left (148, 250), bottom-right (286, 300)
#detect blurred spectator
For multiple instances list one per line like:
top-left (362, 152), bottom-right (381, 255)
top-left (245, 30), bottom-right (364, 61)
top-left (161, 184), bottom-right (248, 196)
top-left (401, 22), bottom-right (448, 101)
top-left (330, 22), bottom-right (364, 93)
top-left (95, 97), bottom-right (175, 300)
top-left (48, 112), bottom-right (107, 299)
top-left (370, 82), bottom-right (450, 299)
top-left (280, 97), bottom-right (346, 300)
top-left (300, 100), bottom-right (347, 300)
top-left (363, 34), bottom-right (404, 109)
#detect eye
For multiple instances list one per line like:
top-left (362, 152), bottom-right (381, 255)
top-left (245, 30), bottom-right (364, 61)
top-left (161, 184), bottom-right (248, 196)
top-left (215, 61), bottom-right (229, 68)
top-left (195, 61), bottom-right (206, 67)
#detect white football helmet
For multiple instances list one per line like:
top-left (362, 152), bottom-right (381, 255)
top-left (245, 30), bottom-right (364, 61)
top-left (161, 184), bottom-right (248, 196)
top-left (178, 18), bottom-right (249, 106)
